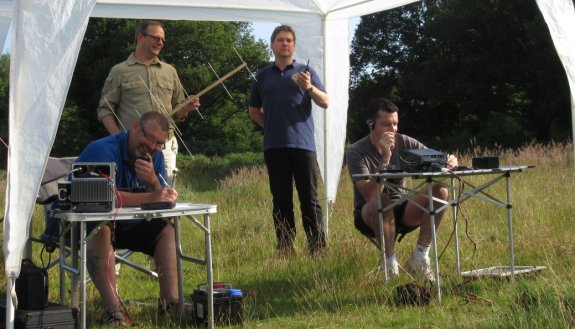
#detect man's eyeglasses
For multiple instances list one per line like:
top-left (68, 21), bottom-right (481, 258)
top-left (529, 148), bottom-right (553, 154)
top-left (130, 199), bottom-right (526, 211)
top-left (140, 121), bottom-right (166, 150)
top-left (142, 33), bottom-right (165, 44)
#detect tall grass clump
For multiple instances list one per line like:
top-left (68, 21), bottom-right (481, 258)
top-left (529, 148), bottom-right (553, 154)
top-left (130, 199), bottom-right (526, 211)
top-left (1, 141), bottom-right (575, 328)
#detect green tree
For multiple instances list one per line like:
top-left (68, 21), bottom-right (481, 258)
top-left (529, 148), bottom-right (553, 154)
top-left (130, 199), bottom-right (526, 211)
top-left (349, 0), bottom-right (571, 150)
top-left (55, 18), bottom-right (270, 157)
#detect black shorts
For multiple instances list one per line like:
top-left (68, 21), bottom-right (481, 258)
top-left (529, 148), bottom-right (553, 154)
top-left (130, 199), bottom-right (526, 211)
top-left (87, 219), bottom-right (169, 256)
top-left (354, 201), bottom-right (419, 240)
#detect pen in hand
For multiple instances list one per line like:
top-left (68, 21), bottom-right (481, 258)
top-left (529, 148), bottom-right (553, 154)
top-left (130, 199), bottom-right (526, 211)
top-left (171, 169), bottom-right (178, 188)
top-left (158, 173), bottom-right (171, 188)
top-left (304, 59), bottom-right (309, 72)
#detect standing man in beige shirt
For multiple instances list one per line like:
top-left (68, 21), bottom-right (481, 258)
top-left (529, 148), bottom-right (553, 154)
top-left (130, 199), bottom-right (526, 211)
top-left (97, 20), bottom-right (199, 185)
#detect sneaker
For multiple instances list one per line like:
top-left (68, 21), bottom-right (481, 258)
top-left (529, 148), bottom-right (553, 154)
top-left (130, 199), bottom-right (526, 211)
top-left (407, 254), bottom-right (435, 282)
top-left (101, 307), bottom-right (130, 327)
top-left (386, 259), bottom-right (400, 280)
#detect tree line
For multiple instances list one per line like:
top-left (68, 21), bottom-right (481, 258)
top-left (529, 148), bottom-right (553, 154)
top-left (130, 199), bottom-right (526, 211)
top-left (0, 1), bottom-right (572, 169)
top-left (348, 0), bottom-right (571, 151)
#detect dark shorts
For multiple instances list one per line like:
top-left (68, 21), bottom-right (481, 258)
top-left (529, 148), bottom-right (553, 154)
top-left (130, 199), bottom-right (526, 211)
top-left (87, 219), bottom-right (169, 256)
top-left (354, 201), bottom-right (419, 240)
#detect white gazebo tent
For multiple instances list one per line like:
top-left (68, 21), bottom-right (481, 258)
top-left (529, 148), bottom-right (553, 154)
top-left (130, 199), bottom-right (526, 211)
top-left (1, 0), bottom-right (574, 328)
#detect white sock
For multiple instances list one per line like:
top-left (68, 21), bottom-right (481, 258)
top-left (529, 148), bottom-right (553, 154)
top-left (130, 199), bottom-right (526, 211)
top-left (385, 253), bottom-right (397, 266)
top-left (413, 243), bottom-right (431, 258)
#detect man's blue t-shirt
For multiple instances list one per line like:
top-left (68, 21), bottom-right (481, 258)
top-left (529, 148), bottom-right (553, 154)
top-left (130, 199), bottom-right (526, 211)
top-left (249, 60), bottom-right (326, 152)
top-left (76, 132), bottom-right (167, 231)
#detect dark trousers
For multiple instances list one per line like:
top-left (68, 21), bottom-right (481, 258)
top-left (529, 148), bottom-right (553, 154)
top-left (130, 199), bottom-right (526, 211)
top-left (264, 148), bottom-right (325, 253)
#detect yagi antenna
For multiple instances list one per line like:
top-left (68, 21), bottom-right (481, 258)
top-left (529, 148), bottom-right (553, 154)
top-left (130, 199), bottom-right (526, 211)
top-left (104, 96), bottom-right (128, 132)
top-left (233, 47), bottom-right (257, 82)
top-left (0, 136), bottom-right (8, 148)
top-left (169, 62), bottom-right (247, 117)
top-left (208, 62), bottom-right (234, 100)
top-left (178, 80), bottom-right (204, 120)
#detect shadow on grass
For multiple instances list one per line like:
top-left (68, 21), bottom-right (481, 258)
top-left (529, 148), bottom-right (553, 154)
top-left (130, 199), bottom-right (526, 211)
top-left (236, 255), bottom-right (396, 322)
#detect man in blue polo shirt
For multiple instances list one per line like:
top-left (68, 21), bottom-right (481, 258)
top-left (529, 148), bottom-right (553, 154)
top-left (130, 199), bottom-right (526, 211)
top-left (249, 25), bottom-right (329, 257)
top-left (76, 112), bottom-right (182, 326)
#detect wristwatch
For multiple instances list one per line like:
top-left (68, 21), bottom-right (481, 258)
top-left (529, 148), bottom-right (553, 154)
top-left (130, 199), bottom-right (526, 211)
top-left (306, 86), bottom-right (313, 96)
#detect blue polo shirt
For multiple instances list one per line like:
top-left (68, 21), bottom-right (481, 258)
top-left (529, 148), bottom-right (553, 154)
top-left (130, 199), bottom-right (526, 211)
top-left (76, 132), bottom-right (167, 231)
top-left (249, 61), bottom-right (326, 152)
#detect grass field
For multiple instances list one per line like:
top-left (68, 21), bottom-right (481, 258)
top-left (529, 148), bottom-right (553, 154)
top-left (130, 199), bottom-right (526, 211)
top-left (1, 142), bottom-right (575, 328)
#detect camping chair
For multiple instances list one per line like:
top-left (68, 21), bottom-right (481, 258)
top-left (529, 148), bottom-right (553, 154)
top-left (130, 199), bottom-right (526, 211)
top-left (26, 157), bottom-right (158, 302)
top-left (26, 157), bottom-right (77, 262)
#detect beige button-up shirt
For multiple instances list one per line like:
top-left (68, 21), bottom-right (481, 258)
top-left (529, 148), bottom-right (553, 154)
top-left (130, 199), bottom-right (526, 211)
top-left (97, 53), bottom-right (187, 136)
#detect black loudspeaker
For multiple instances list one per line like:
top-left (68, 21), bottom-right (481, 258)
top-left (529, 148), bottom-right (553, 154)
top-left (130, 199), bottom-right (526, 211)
top-left (1, 302), bottom-right (78, 329)
top-left (472, 156), bottom-right (500, 169)
top-left (15, 259), bottom-right (48, 310)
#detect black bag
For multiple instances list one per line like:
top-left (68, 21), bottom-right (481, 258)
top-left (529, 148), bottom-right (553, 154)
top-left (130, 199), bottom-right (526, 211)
top-left (395, 282), bottom-right (432, 306)
top-left (15, 259), bottom-right (49, 310)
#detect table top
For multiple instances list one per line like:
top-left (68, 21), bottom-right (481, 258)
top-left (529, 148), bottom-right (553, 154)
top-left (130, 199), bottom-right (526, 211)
top-left (54, 202), bottom-right (217, 222)
top-left (352, 165), bottom-right (532, 180)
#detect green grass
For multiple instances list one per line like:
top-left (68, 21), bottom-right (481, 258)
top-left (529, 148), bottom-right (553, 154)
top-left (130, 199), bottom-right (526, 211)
top-left (2, 142), bottom-right (575, 328)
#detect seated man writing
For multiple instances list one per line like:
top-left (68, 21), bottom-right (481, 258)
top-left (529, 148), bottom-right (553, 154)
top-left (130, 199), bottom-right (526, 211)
top-left (345, 98), bottom-right (457, 280)
top-left (76, 111), bottom-right (183, 326)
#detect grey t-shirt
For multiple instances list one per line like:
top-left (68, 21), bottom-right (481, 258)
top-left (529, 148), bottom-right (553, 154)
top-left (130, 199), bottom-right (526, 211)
top-left (346, 134), bottom-right (425, 210)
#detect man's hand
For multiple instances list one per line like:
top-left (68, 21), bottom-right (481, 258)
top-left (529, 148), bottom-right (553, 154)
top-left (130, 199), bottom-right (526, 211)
top-left (293, 71), bottom-right (312, 91)
top-left (102, 115), bottom-right (122, 135)
top-left (134, 154), bottom-right (158, 186)
top-left (379, 132), bottom-right (395, 161)
top-left (183, 96), bottom-right (201, 113)
top-left (446, 154), bottom-right (459, 169)
top-left (248, 106), bottom-right (264, 127)
top-left (152, 187), bottom-right (178, 202)
top-left (292, 71), bottom-right (329, 108)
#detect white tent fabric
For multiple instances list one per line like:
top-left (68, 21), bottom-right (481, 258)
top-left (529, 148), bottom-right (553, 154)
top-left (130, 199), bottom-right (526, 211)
top-left (2, 0), bottom-right (575, 328)
top-left (535, 0), bottom-right (575, 153)
top-left (5, 0), bottom-right (95, 276)
top-left (3, 0), bottom-right (95, 326)
top-left (0, 18), bottom-right (9, 49)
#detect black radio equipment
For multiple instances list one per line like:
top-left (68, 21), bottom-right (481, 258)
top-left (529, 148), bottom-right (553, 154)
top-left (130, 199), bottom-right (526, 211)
top-left (70, 162), bottom-right (116, 212)
top-left (403, 149), bottom-right (447, 172)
